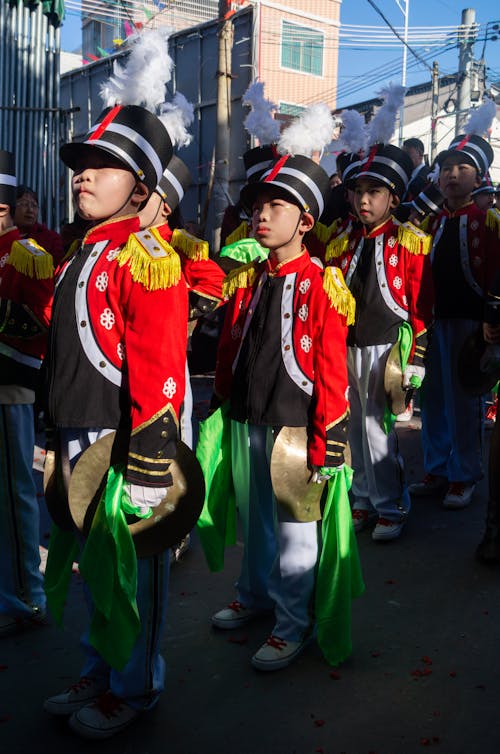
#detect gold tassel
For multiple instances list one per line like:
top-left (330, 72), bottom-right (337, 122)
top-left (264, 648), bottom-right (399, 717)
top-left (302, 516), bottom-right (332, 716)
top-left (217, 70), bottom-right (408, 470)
top-left (313, 218), bottom-right (339, 244)
top-left (396, 222), bottom-right (432, 255)
top-left (486, 207), bottom-right (500, 238)
top-left (8, 239), bottom-right (54, 279)
top-left (325, 231), bottom-right (350, 260)
top-left (225, 220), bottom-right (250, 246)
top-left (222, 262), bottom-right (257, 299)
top-left (171, 228), bottom-right (209, 260)
top-left (323, 266), bottom-right (356, 325)
top-left (117, 229), bottom-right (181, 290)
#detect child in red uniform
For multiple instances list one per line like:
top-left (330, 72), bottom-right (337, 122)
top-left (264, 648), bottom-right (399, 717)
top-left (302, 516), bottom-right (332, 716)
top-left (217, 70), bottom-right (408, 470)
top-left (42, 33), bottom-right (192, 740)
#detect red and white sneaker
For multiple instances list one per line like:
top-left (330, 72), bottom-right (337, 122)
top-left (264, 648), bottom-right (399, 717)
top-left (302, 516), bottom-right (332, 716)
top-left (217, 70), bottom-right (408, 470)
top-left (68, 691), bottom-right (140, 740)
top-left (352, 509), bottom-right (377, 533)
top-left (211, 600), bottom-right (263, 629)
top-left (409, 473), bottom-right (448, 497)
top-left (371, 518), bottom-right (405, 541)
top-left (251, 635), bottom-right (307, 671)
top-left (44, 677), bottom-right (108, 716)
top-left (443, 482), bottom-right (475, 510)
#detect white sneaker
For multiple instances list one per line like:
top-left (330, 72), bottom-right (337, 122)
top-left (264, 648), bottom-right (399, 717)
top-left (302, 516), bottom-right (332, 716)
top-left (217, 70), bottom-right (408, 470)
top-left (251, 635), bottom-right (306, 671)
top-left (443, 482), bottom-right (476, 510)
top-left (211, 600), bottom-right (263, 629)
top-left (68, 692), bottom-right (140, 740)
top-left (44, 677), bottom-right (108, 716)
top-left (396, 399), bottom-right (414, 422)
top-left (371, 518), bottom-right (404, 541)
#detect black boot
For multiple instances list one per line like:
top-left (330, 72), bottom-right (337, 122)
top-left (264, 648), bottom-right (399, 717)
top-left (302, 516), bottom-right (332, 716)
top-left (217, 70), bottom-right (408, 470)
top-left (476, 497), bottom-right (500, 564)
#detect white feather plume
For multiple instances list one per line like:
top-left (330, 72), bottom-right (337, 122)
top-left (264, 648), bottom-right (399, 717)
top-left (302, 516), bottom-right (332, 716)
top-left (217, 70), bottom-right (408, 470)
top-left (277, 102), bottom-right (335, 157)
top-left (99, 30), bottom-right (175, 112)
top-left (159, 92), bottom-right (195, 148)
top-left (464, 98), bottom-right (497, 136)
top-left (366, 82), bottom-right (406, 145)
top-left (338, 109), bottom-right (368, 154)
top-left (243, 81), bottom-right (281, 144)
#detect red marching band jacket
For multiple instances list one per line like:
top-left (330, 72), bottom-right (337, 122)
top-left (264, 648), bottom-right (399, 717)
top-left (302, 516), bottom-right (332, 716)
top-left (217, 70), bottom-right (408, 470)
top-left (327, 216), bottom-right (434, 365)
top-left (215, 249), bottom-right (353, 468)
top-left (51, 216), bottom-right (189, 488)
top-left (0, 227), bottom-right (54, 389)
top-left (423, 203), bottom-right (500, 297)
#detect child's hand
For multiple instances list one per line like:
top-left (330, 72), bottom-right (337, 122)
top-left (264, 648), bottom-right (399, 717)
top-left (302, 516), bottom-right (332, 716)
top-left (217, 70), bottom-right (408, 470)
top-left (310, 465), bottom-right (345, 483)
top-left (403, 364), bottom-right (425, 389)
top-left (122, 483), bottom-right (167, 517)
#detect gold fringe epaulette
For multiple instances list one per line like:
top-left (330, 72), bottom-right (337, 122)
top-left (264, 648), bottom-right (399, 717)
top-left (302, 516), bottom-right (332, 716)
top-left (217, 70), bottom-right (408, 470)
top-left (313, 218), bottom-right (340, 244)
top-left (419, 215), bottom-right (432, 233)
top-left (117, 227), bottom-right (181, 290)
top-left (222, 262), bottom-right (257, 299)
top-left (486, 207), bottom-right (500, 238)
top-left (396, 221), bottom-right (432, 255)
top-left (325, 225), bottom-right (351, 260)
top-left (8, 238), bottom-right (54, 279)
top-left (322, 265), bottom-right (356, 325)
top-left (225, 220), bottom-right (250, 246)
top-left (171, 228), bottom-right (209, 260)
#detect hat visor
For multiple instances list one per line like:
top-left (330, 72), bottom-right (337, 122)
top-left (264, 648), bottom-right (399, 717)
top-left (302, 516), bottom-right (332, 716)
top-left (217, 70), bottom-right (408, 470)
top-left (239, 180), bottom-right (305, 215)
top-left (437, 149), bottom-right (479, 173)
top-left (60, 141), bottom-right (131, 173)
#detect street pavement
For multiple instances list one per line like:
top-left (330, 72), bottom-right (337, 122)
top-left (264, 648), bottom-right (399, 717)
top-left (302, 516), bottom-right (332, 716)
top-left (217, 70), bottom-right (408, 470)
top-left (0, 381), bottom-right (499, 754)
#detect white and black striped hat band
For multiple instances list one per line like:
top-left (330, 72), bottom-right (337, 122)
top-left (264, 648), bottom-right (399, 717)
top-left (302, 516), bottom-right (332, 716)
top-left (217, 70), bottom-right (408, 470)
top-left (0, 150), bottom-right (16, 206)
top-left (352, 144), bottom-right (413, 199)
top-left (60, 105), bottom-right (173, 193)
top-left (243, 145), bottom-right (277, 182)
top-left (156, 156), bottom-right (192, 211)
top-left (411, 184), bottom-right (444, 216)
top-left (240, 154), bottom-right (330, 221)
top-left (446, 134), bottom-right (494, 177)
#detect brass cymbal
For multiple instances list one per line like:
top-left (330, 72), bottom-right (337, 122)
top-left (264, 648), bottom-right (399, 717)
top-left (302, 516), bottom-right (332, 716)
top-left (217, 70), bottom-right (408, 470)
top-left (270, 426), bottom-right (325, 522)
top-left (68, 431), bottom-right (205, 558)
top-left (384, 341), bottom-right (410, 416)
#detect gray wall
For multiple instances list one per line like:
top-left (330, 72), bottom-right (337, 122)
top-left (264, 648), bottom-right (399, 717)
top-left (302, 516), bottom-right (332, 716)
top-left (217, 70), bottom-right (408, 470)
top-left (60, 7), bottom-right (255, 237)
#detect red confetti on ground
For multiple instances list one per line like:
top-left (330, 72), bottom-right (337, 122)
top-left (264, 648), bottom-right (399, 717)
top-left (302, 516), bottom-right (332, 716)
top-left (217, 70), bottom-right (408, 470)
top-left (385, 579), bottom-right (396, 584)
top-left (411, 668), bottom-right (432, 677)
top-left (329, 671), bottom-right (341, 680)
top-left (449, 671), bottom-right (457, 678)
top-left (371, 650), bottom-right (381, 657)
top-left (432, 711), bottom-right (441, 717)
top-left (422, 656), bottom-right (433, 665)
top-left (228, 636), bottom-right (248, 645)
top-left (420, 738), bottom-right (431, 746)
top-left (313, 719), bottom-right (325, 727)
top-left (315, 748), bottom-right (324, 753)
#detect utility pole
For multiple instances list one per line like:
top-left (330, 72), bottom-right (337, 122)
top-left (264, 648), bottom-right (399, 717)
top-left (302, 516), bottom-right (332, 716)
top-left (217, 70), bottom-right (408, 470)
top-left (430, 60), bottom-right (439, 162)
top-left (212, 0), bottom-right (234, 252)
top-left (456, 7), bottom-right (477, 135)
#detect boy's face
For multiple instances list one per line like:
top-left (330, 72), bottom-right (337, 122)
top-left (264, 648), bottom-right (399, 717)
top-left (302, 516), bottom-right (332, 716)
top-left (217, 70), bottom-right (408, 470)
top-left (353, 177), bottom-right (398, 229)
top-left (71, 149), bottom-right (147, 221)
top-left (251, 188), bottom-right (312, 251)
top-left (474, 191), bottom-right (495, 212)
top-left (439, 154), bottom-right (481, 201)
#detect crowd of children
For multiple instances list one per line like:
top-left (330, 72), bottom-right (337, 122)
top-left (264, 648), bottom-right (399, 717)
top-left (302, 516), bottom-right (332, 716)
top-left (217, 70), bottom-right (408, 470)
top-left (0, 28), bottom-right (499, 742)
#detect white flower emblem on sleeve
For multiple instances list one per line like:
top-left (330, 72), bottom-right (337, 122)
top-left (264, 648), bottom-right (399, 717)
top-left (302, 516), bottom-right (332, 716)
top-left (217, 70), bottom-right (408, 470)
top-left (106, 248), bottom-right (120, 261)
top-left (0, 253), bottom-right (8, 268)
top-left (95, 271), bottom-right (109, 292)
top-left (99, 308), bottom-right (115, 330)
top-left (471, 220), bottom-right (479, 231)
top-left (299, 278), bottom-right (311, 294)
top-left (393, 276), bottom-right (402, 290)
top-left (298, 304), bottom-right (309, 322)
top-left (231, 324), bottom-right (242, 340)
top-left (388, 236), bottom-right (397, 248)
top-left (300, 334), bottom-right (312, 353)
top-left (389, 253), bottom-right (398, 267)
top-left (117, 342), bottom-right (125, 361)
top-left (162, 377), bottom-right (177, 398)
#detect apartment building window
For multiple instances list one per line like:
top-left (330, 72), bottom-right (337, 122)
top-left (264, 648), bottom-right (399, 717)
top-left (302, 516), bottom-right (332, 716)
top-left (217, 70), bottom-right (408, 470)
top-left (279, 102), bottom-right (306, 116)
top-left (281, 21), bottom-right (324, 77)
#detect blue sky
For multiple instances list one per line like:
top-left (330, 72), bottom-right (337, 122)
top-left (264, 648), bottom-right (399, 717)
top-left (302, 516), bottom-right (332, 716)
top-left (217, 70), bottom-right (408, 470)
top-left (61, 1), bottom-right (500, 106)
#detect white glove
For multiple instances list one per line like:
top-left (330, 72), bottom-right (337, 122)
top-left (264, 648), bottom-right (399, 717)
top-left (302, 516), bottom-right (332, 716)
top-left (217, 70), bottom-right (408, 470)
top-left (122, 483), bottom-right (167, 516)
top-left (402, 364), bottom-right (425, 389)
top-left (310, 464), bottom-right (345, 484)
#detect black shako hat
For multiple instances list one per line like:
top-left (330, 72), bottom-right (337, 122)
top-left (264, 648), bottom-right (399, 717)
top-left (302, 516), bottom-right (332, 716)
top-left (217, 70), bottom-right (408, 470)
top-left (155, 155), bottom-right (192, 211)
top-left (243, 144), bottom-right (278, 182)
top-left (439, 134), bottom-right (494, 178)
top-left (410, 182), bottom-right (444, 217)
top-left (350, 143), bottom-right (413, 199)
top-left (0, 150), bottom-right (16, 206)
top-left (240, 154), bottom-right (330, 221)
top-left (60, 104), bottom-right (173, 194)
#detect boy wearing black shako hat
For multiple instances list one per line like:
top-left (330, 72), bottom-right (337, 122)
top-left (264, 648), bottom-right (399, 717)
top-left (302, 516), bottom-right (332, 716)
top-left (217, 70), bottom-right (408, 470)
top-left (209, 104), bottom-right (362, 672)
top-left (410, 99), bottom-right (500, 510)
top-left (328, 85), bottom-right (434, 542)
top-left (42, 33), bottom-right (192, 740)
